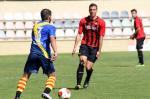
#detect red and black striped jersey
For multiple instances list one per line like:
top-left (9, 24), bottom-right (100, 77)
top-left (134, 16), bottom-right (146, 39)
top-left (78, 16), bottom-right (105, 48)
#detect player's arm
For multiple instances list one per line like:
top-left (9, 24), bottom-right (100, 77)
top-left (98, 36), bottom-right (103, 54)
top-left (72, 20), bottom-right (83, 56)
top-left (50, 36), bottom-right (57, 61)
top-left (72, 34), bottom-right (82, 55)
top-left (131, 27), bottom-right (140, 38)
top-left (49, 26), bottom-right (57, 61)
top-left (97, 20), bottom-right (105, 59)
top-left (130, 28), bottom-right (140, 40)
top-left (134, 27), bottom-right (140, 35)
top-left (130, 19), bottom-right (140, 39)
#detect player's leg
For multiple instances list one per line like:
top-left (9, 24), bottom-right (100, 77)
top-left (137, 49), bottom-right (144, 65)
top-left (41, 57), bottom-right (56, 99)
top-left (14, 53), bottom-right (40, 99)
top-left (83, 61), bottom-right (94, 88)
top-left (83, 47), bottom-right (97, 88)
top-left (75, 44), bottom-right (88, 89)
top-left (136, 38), bottom-right (145, 66)
top-left (14, 73), bottom-right (31, 99)
top-left (75, 55), bottom-right (87, 89)
top-left (42, 72), bottom-right (56, 99)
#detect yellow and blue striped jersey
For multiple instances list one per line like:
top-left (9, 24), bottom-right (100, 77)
top-left (30, 21), bottom-right (56, 59)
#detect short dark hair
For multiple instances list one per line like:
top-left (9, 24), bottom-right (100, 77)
top-left (89, 3), bottom-right (98, 10)
top-left (41, 9), bottom-right (51, 21)
top-left (131, 9), bottom-right (137, 13)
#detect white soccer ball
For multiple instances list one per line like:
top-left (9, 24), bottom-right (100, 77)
top-left (58, 88), bottom-right (71, 99)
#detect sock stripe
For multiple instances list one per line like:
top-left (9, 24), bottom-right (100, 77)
top-left (17, 77), bottom-right (28, 93)
top-left (17, 88), bottom-right (24, 92)
top-left (48, 77), bottom-right (56, 81)
top-left (19, 80), bottom-right (27, 83)
top-left (18, 82), bottom-right (26, 86)
top-left (20, 79), bottom-right (27, 82)
top-left (46, 82), bottom-right (55, 86)
top-left (18, 84), bottom-right (25, 88)
top-left (47, 83), bottom-right (54, 87)
top-left (17, 85), bottom-right (25, 92)
top-left (47, 79), bottom-right (55, 83)
top-left (48, 77), bottom-right (55, 79)
top-left (45, 76), bottom-right (56, 90)
top-left (17, 87), bottom-right (24, 90)
top-left (20, 77), bottom-right (27, 81)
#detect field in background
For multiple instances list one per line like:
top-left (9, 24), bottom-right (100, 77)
top-left (0, 52), bottom-right (150, 99)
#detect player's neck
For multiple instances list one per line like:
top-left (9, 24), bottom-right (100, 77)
top-left (134, 16), bottom-right (138, 19)
top-left (90, 16), bottom-right (97, 20)
top-left (43, 20), bottom-right (50, 23)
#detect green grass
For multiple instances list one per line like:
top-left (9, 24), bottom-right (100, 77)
top-left (0, 52), bottom-right (150, 99)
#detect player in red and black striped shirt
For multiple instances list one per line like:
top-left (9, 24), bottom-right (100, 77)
top-left (72, 3), bottom-right (105, 89)
top-left (130, 9), bottom-right (146, 66)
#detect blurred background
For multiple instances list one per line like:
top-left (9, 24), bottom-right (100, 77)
top-left (0, 0), bottom-right (150, 55)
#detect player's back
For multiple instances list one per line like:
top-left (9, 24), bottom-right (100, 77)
top-left (30, 21), bottom-right (56, 58)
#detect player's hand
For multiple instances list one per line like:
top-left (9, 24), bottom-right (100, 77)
top-left (51, 52), bottom-right (58, 61)
top-left (130, 34), bottom-right (135, 40)
top-left (96, 51), bottom-right (101, 59)
top-left (72, 48), bottom-right (76, 56)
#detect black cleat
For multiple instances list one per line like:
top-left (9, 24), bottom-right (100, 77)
top-left (83, 83), bottom-right (89, 88)
top-left (83, 80), bottom-right (89, 88)
top-left (14, 97), bottom-right (20, 99)
top-left (74, 85), bottom-right (81, 90)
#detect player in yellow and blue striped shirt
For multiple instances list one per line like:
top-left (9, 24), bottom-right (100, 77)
top-left (14, 9), bottom-right (57, 99)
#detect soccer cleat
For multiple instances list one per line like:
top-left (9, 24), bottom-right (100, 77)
top-left (42, 93), bottom-right (52, 99)
top-left (83, 83), bottom-right (89, 88)
top-left (14, 97), bottom-right (20, 99)
top-left (83, 81), bottom-right (89, 88)
top-left (74, 85), bottom-right (81, 90)
top-left (136, 63), bottom-right (145, 67)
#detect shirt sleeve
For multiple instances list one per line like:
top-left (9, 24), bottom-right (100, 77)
top-left (48, 25), bottom-right (56, 37)
top-left (135, 18), bottom-right (140, 29)
top-left (99, 20), bottom-right (106, 36)
top-left (78, 19), bottom-right (84, 34)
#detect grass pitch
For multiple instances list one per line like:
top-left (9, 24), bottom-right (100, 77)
top-left (0, 52), bottom-right (150, 99)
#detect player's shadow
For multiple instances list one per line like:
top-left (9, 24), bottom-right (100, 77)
top-left (111, 65), bottom-right (131, 67)
top-left (54, 87), bottom-right (84, 90)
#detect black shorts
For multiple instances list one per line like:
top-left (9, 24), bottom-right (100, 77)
top-left (79, 44), bottom-right (98, 63)
top-left (24, 52), bottom-right (55, 75)
top-left (136, 38), bottom-right (145, 50)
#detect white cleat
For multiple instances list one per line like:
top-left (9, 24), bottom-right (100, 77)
top-left (136, 63), bottom-right (145, 67)
top-left (42, 93), bottom-right (52, 99)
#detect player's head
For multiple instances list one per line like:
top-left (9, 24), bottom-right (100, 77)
top-left (41, 9), bottom-right (52, 23)
top-left (131, 9), bottom-right (137, 18)
top-left (89, 3), bottom-right (97, 18)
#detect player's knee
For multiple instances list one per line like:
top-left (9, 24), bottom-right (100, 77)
top-left (80, 59), bottom-right (87, 65)
top-left (139, 49), bottom-right (142, 51)
top-left (86, 65), bottom-right (92, 70)
top-left (137, 49), bottom-right (142, 51)
top-left (48, 72), bottom-right (56, 77)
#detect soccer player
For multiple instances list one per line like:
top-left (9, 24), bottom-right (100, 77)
top-left (14, 9), bottom-right (57, 99)
top-left (72, 3), bottom-right (105, 89)
top-left (130, 9), bottom-right (146, 66)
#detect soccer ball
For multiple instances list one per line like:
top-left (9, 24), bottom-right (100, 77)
top-left (58, 88), bottom-right (71, 99)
